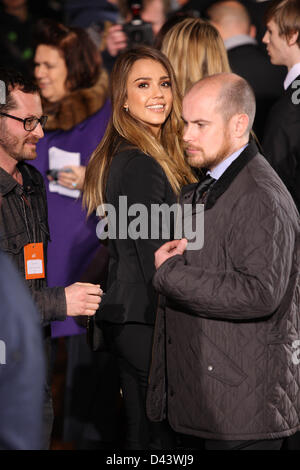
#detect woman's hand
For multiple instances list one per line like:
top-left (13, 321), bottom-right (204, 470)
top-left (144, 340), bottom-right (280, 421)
top-left (57, 165), bottom-right (86, 191)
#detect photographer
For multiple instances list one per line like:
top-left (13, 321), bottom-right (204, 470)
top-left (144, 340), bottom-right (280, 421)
top-left (103, 0), bottom-right (170, 71)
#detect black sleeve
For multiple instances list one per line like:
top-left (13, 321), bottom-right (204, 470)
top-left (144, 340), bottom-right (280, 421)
top-left (153, 190), bottom-right (296, 321)
top-left (120, 152), bottom-right (170, 284)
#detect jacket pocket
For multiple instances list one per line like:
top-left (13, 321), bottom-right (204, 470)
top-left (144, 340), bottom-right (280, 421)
top-left (0, 230), bottom-right (29, 255)
top-left (190, 330), bottom-right (248, 387)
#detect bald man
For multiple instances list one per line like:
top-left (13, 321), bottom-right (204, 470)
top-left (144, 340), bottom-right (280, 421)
top-left (207, 0), bottom-right (284, 140)
top-left (147, 73), bottom-right (300, 450)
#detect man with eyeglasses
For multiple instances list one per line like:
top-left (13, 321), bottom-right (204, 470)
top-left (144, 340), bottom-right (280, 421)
top-left (0, 68), bottom-right (102, 449)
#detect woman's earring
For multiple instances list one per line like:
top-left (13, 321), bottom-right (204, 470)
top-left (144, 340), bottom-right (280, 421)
top-left (124, 106), bottom-right (129, 112)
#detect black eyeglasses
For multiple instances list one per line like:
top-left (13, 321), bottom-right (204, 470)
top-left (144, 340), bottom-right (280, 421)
top-left (0, 112), bottom-right (48, 131)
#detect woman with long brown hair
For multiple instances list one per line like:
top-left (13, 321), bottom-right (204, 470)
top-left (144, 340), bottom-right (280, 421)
top-left (84, 46), bottom-right (196, 449)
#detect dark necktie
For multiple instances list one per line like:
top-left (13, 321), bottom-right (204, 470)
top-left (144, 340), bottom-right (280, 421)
top-left (193, 175), bottom-right (216, 205)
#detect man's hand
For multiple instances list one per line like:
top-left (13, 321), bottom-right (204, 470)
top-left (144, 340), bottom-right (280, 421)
top-left (106, 24), bottom-right (127, 57)
top-left (65, 282), bottom-right (103, 317)
top-left (155, 238), bottom-right (187, 270)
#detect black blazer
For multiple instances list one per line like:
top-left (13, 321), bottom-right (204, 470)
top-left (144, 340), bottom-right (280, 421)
top-left (227, 43), bottom-right (285, 140)
top-left (262, 75), bottom-right (300, 211)
top-left (98, 147), bottom-right (176, 325)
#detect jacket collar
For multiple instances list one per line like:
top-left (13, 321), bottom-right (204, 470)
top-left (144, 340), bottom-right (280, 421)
top-left (42, 69), bottom-right (109, 132)
top-left (181, 138), bottom-right (259, 210)
top-left (0, 162), bottom-right (40, 196)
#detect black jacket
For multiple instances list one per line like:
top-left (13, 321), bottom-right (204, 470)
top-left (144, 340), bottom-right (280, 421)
top-left (263, 75), bottom-right (300, 211)
top-left (0, 162), bottom-right (66, 325)
top-left (97, 147), bottom-right (176, 325)
top-left (147, 141), bottom-right (300, 440)
top-left (227, 42), bottom-right (285, 141)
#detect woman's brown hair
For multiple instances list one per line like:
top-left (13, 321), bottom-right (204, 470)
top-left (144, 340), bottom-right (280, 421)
top-left (34, 18), bottom-right (101, 91)
top-left (83, 46), bottom-right (196, 214)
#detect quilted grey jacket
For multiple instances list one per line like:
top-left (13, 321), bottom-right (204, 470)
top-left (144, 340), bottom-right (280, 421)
top-left (147, 140), bottom-right (300, 440)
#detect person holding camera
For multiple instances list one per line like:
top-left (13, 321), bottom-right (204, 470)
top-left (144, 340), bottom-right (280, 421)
top-left (103, 0), bottom-right (170, 71)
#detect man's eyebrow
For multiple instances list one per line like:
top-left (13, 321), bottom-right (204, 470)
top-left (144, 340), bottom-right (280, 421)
top-left (181, 116), bottom-right (211, 124)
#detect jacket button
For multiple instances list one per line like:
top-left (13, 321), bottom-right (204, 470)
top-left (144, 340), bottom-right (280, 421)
top-left (208, 365), bottom-right (214, 371)
top-left (168, 337), bottom-right (172, 345)
top-left (170, 390), bottom-right (175, 397)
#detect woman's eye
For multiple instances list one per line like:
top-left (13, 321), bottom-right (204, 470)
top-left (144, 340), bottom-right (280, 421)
top-left (138, 82), bottom-right (148, 88)
top-left (161, 81), bottom-right (171, 87)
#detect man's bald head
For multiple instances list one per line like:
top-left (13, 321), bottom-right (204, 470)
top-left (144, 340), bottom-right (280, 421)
top-left (208, 1), bottom-right (254, 38)
top-left (186, 73), bottom-right (256, 135)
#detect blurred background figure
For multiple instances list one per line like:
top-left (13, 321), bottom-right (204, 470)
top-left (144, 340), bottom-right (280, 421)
top-left (0, 249), bottom-right (45, 450)
top-left (0, 0), bottom-right (63, 77)
top-left (176, 0), bottom-right (274, 45)
top-left (207, 0), bottom-right (285, 140)
top-left (160, 18), bottom-right (231, 97)
top-left (64, 0), bottom-right (119, 59)
top-left (102, 0), bottom-right (172, 71)
top-left (31, 19), bottom-right (120, 449)
top-left (65, 0), bottom-right (119, 27)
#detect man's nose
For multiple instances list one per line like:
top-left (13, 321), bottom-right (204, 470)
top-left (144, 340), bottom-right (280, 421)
top-left (32, 122), bottom-right (44, 139)
top-left (183, 124), bottom-right (194, 142)
top-left (262, 31), bottom-right (269, 44)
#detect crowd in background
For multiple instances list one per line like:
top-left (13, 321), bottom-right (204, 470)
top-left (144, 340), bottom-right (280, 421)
top-left (0, 0), bottom-right (299, 451)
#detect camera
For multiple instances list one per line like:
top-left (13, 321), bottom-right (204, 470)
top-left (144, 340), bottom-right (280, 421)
top-left (123, 1), bottom-right (154, 47)
top-left (46, 168), bottom-right (73, 181)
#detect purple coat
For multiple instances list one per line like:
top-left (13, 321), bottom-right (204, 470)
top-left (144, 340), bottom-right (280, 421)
top-left (32, 100), bottom-right (111, 337)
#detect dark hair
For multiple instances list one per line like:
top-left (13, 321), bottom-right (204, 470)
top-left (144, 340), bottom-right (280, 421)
top-left (265, 0), bottom-right (300, 47)
top-left (0, 68), bottom-right (39, 113)
top-left (34, 18), bottom-right (101, 91)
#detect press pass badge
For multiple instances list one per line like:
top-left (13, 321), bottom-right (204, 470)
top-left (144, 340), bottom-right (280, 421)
top-left (24, 243), bottom-right (45, 279)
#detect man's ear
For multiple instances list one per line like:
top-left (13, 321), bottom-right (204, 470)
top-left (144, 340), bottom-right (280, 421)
top-left (287, 30), bottom-right (299, 47)
top-left (231, 113), bottom-right (249, 138)
top-left (249, 25), bottom-right (257, 39)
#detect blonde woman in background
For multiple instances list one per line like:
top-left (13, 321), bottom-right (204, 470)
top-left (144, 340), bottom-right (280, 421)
top-left (160, 17), bottom-right (231, 96)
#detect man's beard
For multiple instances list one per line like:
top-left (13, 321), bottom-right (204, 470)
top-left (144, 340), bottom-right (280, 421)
top-left (0, 129), bottom-right (38, 162)
top-left (185, 128), bottom-right (233, 170)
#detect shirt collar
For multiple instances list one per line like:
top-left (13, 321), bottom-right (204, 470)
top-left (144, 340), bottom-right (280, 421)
top-left (207, 144), bottom-right (248, 180)
top-left (224, 34), bottom-right (257, 51)
top-left (284, 63), bottom-right (300, 90)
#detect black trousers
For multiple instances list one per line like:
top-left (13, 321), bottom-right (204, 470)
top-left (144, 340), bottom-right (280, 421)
top-left (103, 322), bottom-right (176, 450)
